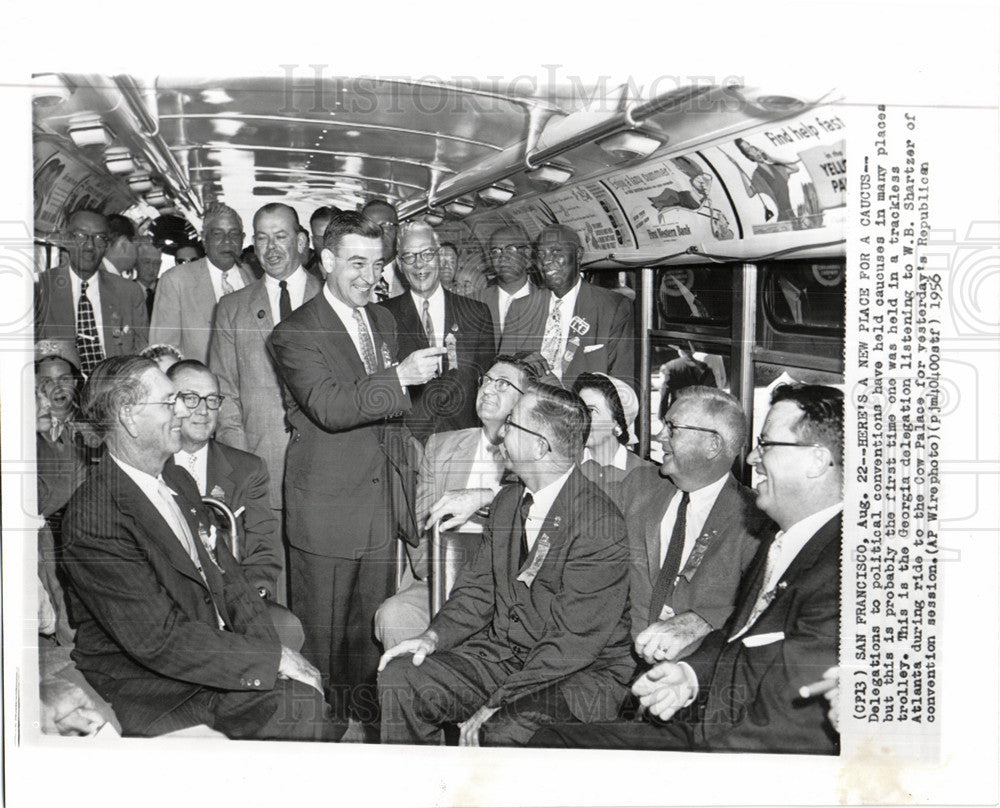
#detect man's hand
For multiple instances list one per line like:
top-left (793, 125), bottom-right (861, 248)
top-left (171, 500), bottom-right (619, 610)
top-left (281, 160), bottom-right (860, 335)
top-left (40, 677), bottom-right (106, 736)
top-left (518, 351), bottom-right (554, 381)
top-left (395, 347), bottom-right (448, 386)
top-left (631, 660), bottom-right (698, 722)
top-left (634, 611), bottom-right (712, 664)
top-left (820, 666), bottom-right (839, 732)
top-left (277, 645), bottom-right (324, 695)
top-left (425, 489), bottom-right (495, 531)
top-left (377, 631), bottom-right (439, 671)
top-left (458, 704), bottom-right (500, 746)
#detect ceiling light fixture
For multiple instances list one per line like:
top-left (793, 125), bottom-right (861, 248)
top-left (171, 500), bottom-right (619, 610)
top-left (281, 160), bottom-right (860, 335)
top-left (526, 164), bottom-right (573, 186)
top-left (478, 181), bottom-right (516, 205)
top-left (128, 174), bottom-right (155, 193)
top-left (67, 114), bottom-right (111, 148)
top-left (104, 146), bottom-right (136, 174)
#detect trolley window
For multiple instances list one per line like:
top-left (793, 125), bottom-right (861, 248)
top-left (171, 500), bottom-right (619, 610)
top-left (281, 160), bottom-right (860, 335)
top-left (761, 260), bottom-right (845, 332)
top-left (654, 265), bottom-right (734, 327)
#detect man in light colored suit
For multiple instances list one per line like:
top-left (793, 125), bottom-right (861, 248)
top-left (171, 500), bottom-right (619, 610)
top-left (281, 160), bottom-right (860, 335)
top-left (35, 210), bottom-right (149, 375)
top-left (209, 203), bottom-right (322, 603)
top-left (150, 202), bottom-right (255, 363)
top-left (374, 354), bottom-right (535, 648)
top-left (623, 386), bottom-right (771, 663)
top-left (476, 224), bottom-right (540, 350)
top-left (500, 224), bottom-right (635, 386)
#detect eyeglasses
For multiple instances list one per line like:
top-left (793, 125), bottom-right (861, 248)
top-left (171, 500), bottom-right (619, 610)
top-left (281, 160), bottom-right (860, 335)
top-left (488, 244), bottom-right (530, 258)
top-left (478, 374), bottom-right (523, 395)
top-left (500, 414), bottom-right (550, 452)
top-left (69, 230), bottom-right (110, 248)
top-left (132, 394), bottom-right (188, 410)
top-left (753, 435), bottom-right (827, 453)
top-left (535, 247), bottom-right (573, 264)
top-left (205, 228), bottom-right (244, 243)
top-left (176, 392), bottom-right (226, 411)
top-left (660, 421), bottom-right (719, 439)
top-left (399, 248), bottom-right (439, 266)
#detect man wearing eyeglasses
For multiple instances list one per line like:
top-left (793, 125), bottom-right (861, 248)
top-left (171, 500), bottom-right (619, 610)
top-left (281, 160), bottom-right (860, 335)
top-left (59, 356), bottom-right (339, 739)
top-left (532, 383), bottom-right (843, 754)
top-left (360, 198), bottom-right (405, 301)
top-left (500, 223), bottom-right (634, 386)
top-left (379, 382), bottom-right (633, 746)
top-left (378, 221), bottom-right (495, 443)
top-left (476, 224), bottom-right (541, 349)
top-left (150, 202), bottom-right (256, 363)
top-left (36, 209), bottom-right (149, 375)
top-left (374, 354), bottom-right (535, 649)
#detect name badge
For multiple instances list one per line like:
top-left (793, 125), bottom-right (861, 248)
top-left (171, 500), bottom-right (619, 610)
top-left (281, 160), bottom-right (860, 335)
top-left (445, 332), bottom-right (458, 371)
top-left (517, 534), bottom-right (551, 587)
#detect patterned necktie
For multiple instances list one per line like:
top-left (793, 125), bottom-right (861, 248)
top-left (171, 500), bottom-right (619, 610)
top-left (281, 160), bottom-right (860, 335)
top-left (221, 270), bottom-right (235, 296)
top-left (421, 298), bottom-right (436, 346)
top-left (730, 533), bottom-right (785, 641)
top-left (186, 452), bottom-right (202, 494)
top-left (353, 308), bottom-right (378, 374)
top-left (374, 274), bottom-right (390, 303)
top-left (649, 491), bottom-right (690, 623)
top-left (278, 280), bottom-right (292, 322)
top-left (75, 280), bottom-right (104, 376)
top-left (517, 491), bottom-right (534, 567)
top-left (539, 297), bottom-right (563, 373)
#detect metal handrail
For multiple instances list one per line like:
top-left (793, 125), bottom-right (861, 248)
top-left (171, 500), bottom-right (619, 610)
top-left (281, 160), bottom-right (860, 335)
top-left (201, 497), bottom-right (239, 561)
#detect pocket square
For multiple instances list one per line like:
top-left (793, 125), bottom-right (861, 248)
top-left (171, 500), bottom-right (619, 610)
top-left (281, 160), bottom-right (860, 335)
top-left (582, 343), bottom-right (605, 353)
top-left (741, 631), bottom-right (785, 648)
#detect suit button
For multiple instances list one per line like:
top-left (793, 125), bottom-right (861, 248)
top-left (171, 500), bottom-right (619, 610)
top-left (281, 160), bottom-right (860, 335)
top-left (253, 679), bottom-right (261, 687)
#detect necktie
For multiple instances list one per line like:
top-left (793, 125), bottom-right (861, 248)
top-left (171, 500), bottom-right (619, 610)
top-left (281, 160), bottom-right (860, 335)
top-left (278, 280), bottom-right (292, 322)
top-left (75, 280), bottom-right (104, 376)
top-left (421, 298), bottom-right (436, 346)
top-left (353, 308), bottom-right (378, 374)
top-left (730, 533), bottom-right (785, 641)
top-left (539, 298), bottom-right (563, 373)
top-left (221, 270), bottom-right (235, 296)
top-left (374, 275), bottom-right (390, 303)
top-left (517, 491), bottom-right (534, 567)
top-left (648, 491), bottom-right (690, 624)
top-left (145, 286), bottom-right (155, 318)
top-left (186, 452), bottom-right (202, 494)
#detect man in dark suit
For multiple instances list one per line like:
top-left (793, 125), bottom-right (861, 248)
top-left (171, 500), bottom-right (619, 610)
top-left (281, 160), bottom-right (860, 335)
top-left (499, 224), bottom-right (634, 385)
top-left (378, 382), bottom-right (633, 746)
top-left (532, 383), bottom-right (843, 754)
top-left (624, 386), bottom-right (770, 661)
top-left (379, 221), bottom-right (495, 443)
top-left (268, 211), bottom-right (445, 729)
top-left (476, 223), bottom-right (540, 349)
top-left (60, 355), bottom-right (337, 739)
top-left (35, 209), bottom-right (149, 375)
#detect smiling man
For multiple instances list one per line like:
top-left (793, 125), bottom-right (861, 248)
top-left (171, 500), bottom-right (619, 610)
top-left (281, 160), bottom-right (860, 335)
top-left (378, 382), bottom-right (633, 747)
top-left (378, 221), bottom-right (495, 443)
top-left (268, 211), bottom-right (445, 736)
top-left (150, 202), bottom-right (255, 363)
top-left (500, 223), bottom-right (634, 385)
top-left (59, 356), bottom-right (336, 739)
top-left (476, 224), bottom-right (541, 350)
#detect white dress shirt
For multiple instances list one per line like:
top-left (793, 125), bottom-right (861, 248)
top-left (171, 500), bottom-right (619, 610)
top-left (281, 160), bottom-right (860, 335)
top-left (207, 257), bottom-right (247, 301)
top-left (546, 278), bottom-right (583, 376)
top-left (497, 281), bottom-right (531, 330)
top-left (762, 502), bottom-right (844, 593)
top-left (523, 466), bottom-right (574, 552)
top-left (582, 443), bottom-right (630, 471)
top-left (658, 473), bottom-right (730, 570)
top-left (68, 267), bottom-right (105, 353)
top-left (174, 444), bottom-right (209, 496)
top-left (323, 284), bottom-right (377, 365)
top-left (264, 265), bottom-right (309, 325)
top-left (411, 286), bottom-right (446, 347)
top-left (456, 430), bottom-right (507, 534)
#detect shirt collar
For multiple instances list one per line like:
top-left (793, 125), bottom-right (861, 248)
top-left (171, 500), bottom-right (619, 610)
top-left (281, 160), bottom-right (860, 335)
top-left (175, 444), bottom-right (208, 463)
top-left (582, 443), bottom-right (630, 471)
top-left (410, 284), bottom-right (444, 310)
top-left (264, 265), bottom-right (307, 291)
top-left (110, 452), bottom-right (164, 493)
top-left (525, 465), bottom-right (574, 513)
top-left (549, 276), bottom-right (582, 311)
top-left (323, 283), bottom-right (365, 324)
top-left (775, 502), bottom-right (844, 544)
top-left (206, 256), bottom-right (236, 276)
top-left (683, 472), bottom-right (730, 507)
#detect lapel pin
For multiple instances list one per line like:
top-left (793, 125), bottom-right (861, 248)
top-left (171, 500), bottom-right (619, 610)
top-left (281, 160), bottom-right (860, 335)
top-left (257, 310), bottom-right (266, 319)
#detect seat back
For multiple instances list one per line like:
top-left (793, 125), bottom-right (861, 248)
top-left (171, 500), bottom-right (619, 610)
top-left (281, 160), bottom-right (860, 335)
top-left (431, 524), bottom-right (483, 616)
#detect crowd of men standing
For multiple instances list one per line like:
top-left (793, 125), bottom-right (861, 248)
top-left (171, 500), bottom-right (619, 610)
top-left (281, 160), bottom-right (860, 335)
top-left (33, 198), bottom-right (842, 751)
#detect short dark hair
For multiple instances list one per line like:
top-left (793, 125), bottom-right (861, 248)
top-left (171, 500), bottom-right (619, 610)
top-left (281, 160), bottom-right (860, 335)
top-left (166, 359), bottom-right (213, 382)
top-left (80, 355), bottom-right (156, 438)
top-left (310, 205), bottom-right (341, 226)
top-left (573, 372), bottom-right (628, 447)
top-left (323, 210), bottom-right (384, 251)
top-left (253, 202), bottom-right (301, 231)
top-left (106, 214), bottom-right (136, 240)
top-left (523, 381), bottom-right (590, 460)
top-left (770, 383), bottom-right (844, 466)
top-left (361, 199), bottom-right (397, 219)
top-left (491, 353), bottom-right (540, 386)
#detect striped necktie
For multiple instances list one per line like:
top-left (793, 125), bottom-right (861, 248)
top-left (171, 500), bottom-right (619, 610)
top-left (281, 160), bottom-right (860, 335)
top-left (353, 308), bottom-right (378, 374)
top-left (421, 298), bottom-right (436, 346)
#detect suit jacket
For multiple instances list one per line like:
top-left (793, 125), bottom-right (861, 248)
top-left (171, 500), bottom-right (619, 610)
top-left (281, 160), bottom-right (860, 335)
top-left (268, 293), bottom-right (415, 558)
top-left (579, 449), bottom-right (655, 509)
top-left (622, 468), bottom-right (769, 638)
top-left (149, 257), bottom-right (255, 363)
top-left (378, 290), bottom-right (495, 443)
top-left (474, 282), bottom-right (542, 350)
top-left (429, 468), bottom-right (633, 722)
top-left (208, 271), bottom-right (322, 506)
top-left (416, 427), bottom-right (484, 526)
top-left (35, 265), bottom-right (149, 356)
top-left (499, 280), bottom-right (635, 386)
top-left (166, 440), bottom-right (283, 599)
top-left (681, 513), bottom-right (842, 754)
top-left (60, 458), bottom-right (283, 736)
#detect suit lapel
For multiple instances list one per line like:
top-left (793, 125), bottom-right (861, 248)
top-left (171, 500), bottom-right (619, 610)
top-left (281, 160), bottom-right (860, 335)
top-left (248, 280), bottom-right (274, 337)
top-left (443, 429), bottom-right (483, 489)
top-left (205, 440), bottom-right (236, 502)
top-left (395, 295), bottom-right (428, 350)
top-left (97, 270), bottom-right (123, 351)
top-left (50, 266), bottom-right (76, 335)
top-left (308, 295), bottom-right (368, 377)
top-left (645, 477), bottom-right (676, 580)
top-left (678, 475), bottom-right (736, 582)
top-left (304, 271), bottom-right (322, 302)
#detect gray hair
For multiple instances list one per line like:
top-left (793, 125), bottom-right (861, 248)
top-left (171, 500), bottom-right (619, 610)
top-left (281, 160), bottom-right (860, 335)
top-left (396, 220), bottom-right (439, 254)
top-left (79, 356), bottom-right (156, 438)
top-left (202, 202), bottom-right (243, 232)
top-left (671, 385), bottom-right (747, 456)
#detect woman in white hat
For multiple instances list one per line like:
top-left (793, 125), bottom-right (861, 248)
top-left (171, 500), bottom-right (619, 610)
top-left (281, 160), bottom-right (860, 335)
top-left (572, 372), bottom-right (655, 502)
